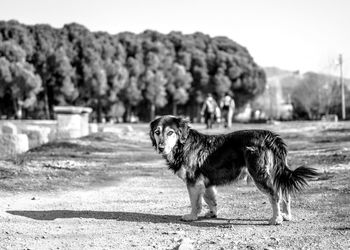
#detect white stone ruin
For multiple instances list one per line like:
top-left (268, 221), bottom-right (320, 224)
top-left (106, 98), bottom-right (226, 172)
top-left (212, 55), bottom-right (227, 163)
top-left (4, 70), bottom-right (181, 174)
top-left (54, 106), bottom-right (93, 139)
top-left (89, 123), bottom-right (99, 133)
top-left (0, 122), bottom-right (29, 158)
top-left (20, 125), bottom-right (51, 148)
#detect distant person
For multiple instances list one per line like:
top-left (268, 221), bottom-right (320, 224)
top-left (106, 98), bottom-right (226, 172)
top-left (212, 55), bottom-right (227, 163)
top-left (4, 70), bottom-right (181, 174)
top-left (220, 93), bottom-right (235, 128)
top-left (201, 93), bottom-right (218, 129)
top-left (214, 105), bottom-right (221, 124)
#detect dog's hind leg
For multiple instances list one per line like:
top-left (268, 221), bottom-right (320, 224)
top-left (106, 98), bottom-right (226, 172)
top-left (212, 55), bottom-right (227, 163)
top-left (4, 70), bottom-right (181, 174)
top-left (267, 190), bottom-right (283, 225)
top-left (203, 186), bottom-right (218, 218)
top-left (282, 193), bottom-right (292, 221)
top-left (182, 178), bottom-right (205, 221)
top-left (245, 148), bottom-right (283, 225)
top-left (254, 180), bottom-right (283, 225)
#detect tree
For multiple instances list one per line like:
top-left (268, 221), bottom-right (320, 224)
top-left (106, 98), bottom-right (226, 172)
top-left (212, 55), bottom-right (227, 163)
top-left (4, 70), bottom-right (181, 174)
top-left (86, 62), bottom-right (108, 122)
top-left (292, 72), bottom-right (348, 120)
top-left (46, 47), bottom-right (77, 112)
top-left (166, 63), bottom-right (192, 115)
top-left (0, 40), bottom-right (26, 62)
top-left (121, 76), bottom-right (142, 121)
top-left (0, 20), bottom-right (35, 58)
top-left (214, 67), bottom-right (232, 98)
top-left (81, 48), bottom-right (108, 122)
top-left (143, 69), bottom-right (167, 120)
top-left (188, 49), bottom-right (209, 118)
top-left (31, 24), bottom-right (59, 118)
top-left (105, 60), bottom-right (129, 121)
top-left (9, 61), bottom-right (42, 117)
top-left (0, 57), bottom-right (13, 117)
top-left (0, 41), bottom-right (41, 118)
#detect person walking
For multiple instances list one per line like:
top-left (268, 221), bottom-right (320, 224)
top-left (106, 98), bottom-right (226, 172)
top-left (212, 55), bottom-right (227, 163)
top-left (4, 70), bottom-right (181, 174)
top-left (201, 93), bottom-right (218, 129)
top-left (220, 93), bottom-right (235, 128)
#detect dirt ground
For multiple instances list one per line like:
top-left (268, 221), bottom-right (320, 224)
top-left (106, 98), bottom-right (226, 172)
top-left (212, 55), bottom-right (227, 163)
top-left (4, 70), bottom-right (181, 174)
top-left (0, 121), bottom-right (349, 250)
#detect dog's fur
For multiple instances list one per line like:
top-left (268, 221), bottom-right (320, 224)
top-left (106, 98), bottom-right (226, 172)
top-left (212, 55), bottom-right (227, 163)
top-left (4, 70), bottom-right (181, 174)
top-left (149, 115), bottom-right (318, 225)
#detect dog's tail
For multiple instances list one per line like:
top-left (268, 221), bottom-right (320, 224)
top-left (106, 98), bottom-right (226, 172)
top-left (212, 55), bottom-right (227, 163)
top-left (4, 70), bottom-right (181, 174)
top-left (264, 132), bottom-right (319, 195)
top-left (274, 164), bottom-right (319, 196)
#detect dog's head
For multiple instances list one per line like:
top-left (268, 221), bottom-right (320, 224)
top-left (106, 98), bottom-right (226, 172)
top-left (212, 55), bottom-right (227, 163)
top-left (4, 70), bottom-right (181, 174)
top-left (149, 115), bottom-right (190, 155)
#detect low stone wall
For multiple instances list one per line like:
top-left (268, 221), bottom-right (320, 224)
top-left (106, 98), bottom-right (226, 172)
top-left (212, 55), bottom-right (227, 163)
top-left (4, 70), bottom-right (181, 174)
top-left (20, 125), bottom-right (51, 149)
top-left (89, 123), bottom-right (99, 133)
top-left (321, 114), bottom-right (338, 122)
top-left (0, 115), bottom-right (100, 158)
top-left (0, 122), bottom-right (29, 158)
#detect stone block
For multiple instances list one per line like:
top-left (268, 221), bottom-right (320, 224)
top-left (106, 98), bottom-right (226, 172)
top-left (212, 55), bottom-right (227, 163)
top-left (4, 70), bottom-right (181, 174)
top-left (89, 123), bottom-right (99, 133)
top-left (0, 134), bottom-right (29, 158)
top-left (54, 106), bottom-right (92, 139)
top-left (20, 125), bottom-right (51, 149)
top-left (102, 125), bottom-right (133, 135)
top-left (2, 122), bottom-right (18, 134)
top-left (56, 130), bottom-right (83, 139)
top-left (321, 114), bottom-right (338, 122)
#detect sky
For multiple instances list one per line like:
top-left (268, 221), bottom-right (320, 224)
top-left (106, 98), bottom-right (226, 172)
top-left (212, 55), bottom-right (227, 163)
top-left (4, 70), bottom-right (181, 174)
top-left (1, 0), bottom-right (350, 77)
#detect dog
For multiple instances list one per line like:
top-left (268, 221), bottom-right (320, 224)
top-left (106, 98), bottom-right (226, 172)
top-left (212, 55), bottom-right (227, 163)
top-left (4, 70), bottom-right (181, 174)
top-left (149, 115), bottom-right (318, 225)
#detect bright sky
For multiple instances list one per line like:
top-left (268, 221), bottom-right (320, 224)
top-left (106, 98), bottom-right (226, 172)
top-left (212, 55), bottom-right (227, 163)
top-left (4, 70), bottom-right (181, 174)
top-left (1, 0), bottom-right (350, 77)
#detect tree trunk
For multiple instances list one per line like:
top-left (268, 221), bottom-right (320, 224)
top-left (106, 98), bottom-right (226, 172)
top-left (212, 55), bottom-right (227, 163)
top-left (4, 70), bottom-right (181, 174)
top-left (172, 103), bottom-right (177, 116)
top-left (124, 104), bottom-right (132, 122)
top-left (150, 103), bottom-right (156, 121)
top-left (13, 98), bottom-right (18, 119)
top-left (43, 83), bottom-right (50, 119)
top-left (196, 103), bottom-right (201, 122)
top-left (97, 97), bottom-right (102, 123)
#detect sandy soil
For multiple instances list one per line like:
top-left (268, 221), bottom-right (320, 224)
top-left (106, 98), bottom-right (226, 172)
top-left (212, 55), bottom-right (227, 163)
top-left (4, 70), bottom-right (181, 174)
top-left (0, 122), bottom-right (349, 249)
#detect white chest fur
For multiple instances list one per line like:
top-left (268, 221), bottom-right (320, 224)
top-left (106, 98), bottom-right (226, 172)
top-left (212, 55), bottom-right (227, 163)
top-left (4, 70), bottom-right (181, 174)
top-left (176, 166), bottom-right (187, 182)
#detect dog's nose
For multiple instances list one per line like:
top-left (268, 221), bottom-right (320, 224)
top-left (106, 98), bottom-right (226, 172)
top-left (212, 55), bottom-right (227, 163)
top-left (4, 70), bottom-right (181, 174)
top-left (158, 146), bottom-right (165, 152)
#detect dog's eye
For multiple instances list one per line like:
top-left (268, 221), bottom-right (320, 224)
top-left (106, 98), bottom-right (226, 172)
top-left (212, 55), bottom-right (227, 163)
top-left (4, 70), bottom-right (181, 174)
top-left (167, 131), bottom-right (174, 136)
top-left (154, 130), bottom-right (160, 136)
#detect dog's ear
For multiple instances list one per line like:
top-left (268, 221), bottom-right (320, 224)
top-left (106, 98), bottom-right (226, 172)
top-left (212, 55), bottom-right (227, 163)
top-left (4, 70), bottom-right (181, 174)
top-left (149, 117), bottom-right (161, 148)
top-left (177, 117), bottom-right (190, 144)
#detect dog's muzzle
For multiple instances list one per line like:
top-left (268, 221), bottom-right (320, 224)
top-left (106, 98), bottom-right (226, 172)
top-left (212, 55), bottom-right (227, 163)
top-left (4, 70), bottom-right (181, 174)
top-left (158, 145), bottom-right (165, 153)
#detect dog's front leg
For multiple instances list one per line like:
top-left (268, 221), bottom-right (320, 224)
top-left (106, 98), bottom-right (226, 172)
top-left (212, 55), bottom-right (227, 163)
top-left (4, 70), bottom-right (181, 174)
top-left (182, 179), bottom-right (205, 221)
top-left (203, 186), bottom-right (218, 218)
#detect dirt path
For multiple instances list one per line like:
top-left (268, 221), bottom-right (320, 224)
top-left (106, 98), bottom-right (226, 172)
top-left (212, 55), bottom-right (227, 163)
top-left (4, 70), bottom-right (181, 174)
top-left (1, 168), bottom-right (349, 250)
top-left (0, 122), bottom-right (350, 249)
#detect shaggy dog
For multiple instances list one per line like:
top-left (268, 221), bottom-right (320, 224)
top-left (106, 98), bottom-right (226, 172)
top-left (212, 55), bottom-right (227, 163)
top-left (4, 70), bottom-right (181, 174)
top-left (149, 115), bottom-right (318, 225)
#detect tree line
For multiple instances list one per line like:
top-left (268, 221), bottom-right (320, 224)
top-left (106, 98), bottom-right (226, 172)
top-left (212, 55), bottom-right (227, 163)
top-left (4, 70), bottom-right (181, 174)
top-left (0, 20), bottom-right (266, 122)
top-left (291, 72), bottom-right (350, 120)
top-left (260, 67), bottom-right (350, 120)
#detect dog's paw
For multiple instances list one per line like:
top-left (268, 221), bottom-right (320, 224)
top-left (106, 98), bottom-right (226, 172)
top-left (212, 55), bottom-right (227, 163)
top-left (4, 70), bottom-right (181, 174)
top-left (181, 214), bottom-right (198, 221)
top-left (282, 213), bottom-right (292, 221)
top-left (204, 211), bottom-right (217, 218)
top-left (269, 216), bottom-right (283, 225)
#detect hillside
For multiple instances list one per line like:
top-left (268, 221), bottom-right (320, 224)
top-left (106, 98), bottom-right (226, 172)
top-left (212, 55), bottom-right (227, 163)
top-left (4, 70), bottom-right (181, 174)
top-left (263, 66), bottom-right (296, 78)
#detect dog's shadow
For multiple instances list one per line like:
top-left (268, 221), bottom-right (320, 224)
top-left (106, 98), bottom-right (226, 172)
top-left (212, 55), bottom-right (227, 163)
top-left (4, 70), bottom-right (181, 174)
top-left (6, 210), bottom-right (268, 227)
